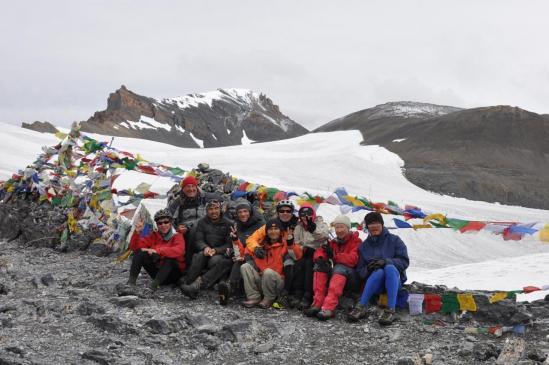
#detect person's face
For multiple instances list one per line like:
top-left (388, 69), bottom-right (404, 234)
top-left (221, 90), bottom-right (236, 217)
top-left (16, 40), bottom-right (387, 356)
top-left (367, 222), bottom-right (383, 236)
top-left (207, 205), bottom-right (221, 220)
top-left (334, 223), bottom-right (349, 239)
top-left (236, 208), bottom-right (250, 223)
top-left (156, 219), bottom-right (172, 235)
top-left (182, 184), bottom-right (198, 198)
top-left (267, 226), bottom-right (281, 241)
top-left (278, 207), bottom-right (293, 223)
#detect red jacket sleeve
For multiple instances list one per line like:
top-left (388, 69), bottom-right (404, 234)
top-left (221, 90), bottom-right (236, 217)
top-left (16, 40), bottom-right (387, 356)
top-left (129, 231), bottom-right (154, 251)
top-left (333, 234), bottom-right (360, 268)
top-left (156, 233), bottom-right (185, 260)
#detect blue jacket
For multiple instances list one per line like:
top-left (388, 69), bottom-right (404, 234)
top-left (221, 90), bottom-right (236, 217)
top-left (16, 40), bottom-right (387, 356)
top-left (356, 228), bottom-right (409, 284)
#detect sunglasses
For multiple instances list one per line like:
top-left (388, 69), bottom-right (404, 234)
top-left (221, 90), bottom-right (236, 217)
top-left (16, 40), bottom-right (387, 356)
top-left (156, 220), bottom-right (171, 225)
top-left (278, 209), bottom-right (293, 214)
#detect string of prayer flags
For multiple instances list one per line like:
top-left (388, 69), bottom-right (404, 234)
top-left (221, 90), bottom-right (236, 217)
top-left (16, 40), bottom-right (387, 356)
top-left (441, 293), bottom-right (460, 314)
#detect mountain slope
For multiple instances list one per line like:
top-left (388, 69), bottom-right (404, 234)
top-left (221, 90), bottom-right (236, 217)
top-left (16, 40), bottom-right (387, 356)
top-left (315, 102), bottom-right (549, 209)
top-left (70, 86), bottom-right (308, 148)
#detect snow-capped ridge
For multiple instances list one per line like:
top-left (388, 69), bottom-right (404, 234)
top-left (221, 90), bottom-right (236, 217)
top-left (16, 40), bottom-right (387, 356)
top-left (370, 101), bottom-right (463, 119)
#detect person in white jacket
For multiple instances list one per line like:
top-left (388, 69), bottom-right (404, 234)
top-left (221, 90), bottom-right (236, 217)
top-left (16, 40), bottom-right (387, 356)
top-left (291, 203), bottom-right (330, 309)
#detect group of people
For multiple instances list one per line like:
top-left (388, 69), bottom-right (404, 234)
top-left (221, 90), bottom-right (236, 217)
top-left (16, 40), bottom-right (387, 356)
top-left (127, 176), bottom-right (410, 325)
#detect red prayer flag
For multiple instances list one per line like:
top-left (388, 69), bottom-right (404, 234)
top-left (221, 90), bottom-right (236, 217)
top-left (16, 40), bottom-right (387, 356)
top-left (522, 286), bottom-right (541, 293)
top-left (424, 294), bottom-right (442, 314)
top-left (459, 221), bottom-right (487, 233)
top-left (137, 165), bottom-right (157, 175)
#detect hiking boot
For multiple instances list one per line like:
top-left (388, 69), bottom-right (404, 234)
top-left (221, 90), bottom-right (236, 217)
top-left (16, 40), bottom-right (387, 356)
top-left (347, 303), bottom-right (369, 323)
top-left (258, 298), bottom-right (274, 309)
top-left (218, 281), bottom-right (230, 306)
top-left (126, 276), bottom-right (137, 286)
top-left (288, 295), bottom-right (301, 309)
top-left (180, 277), bottom-right (202, 299)
top-left (304, 306), bottom-right (321, 317)
top-left (378, 308), bottom-right (397, 326)
top-left (149, 280), bottom-right (160, 292)
top-left (242, 298), bottom-right (261, 308)
top-left (299, 295), bottom-right (313, 310)
top-left (274, 294), bottom-right (290, 309)
top-left (316, 309), bottom-right (334, 321)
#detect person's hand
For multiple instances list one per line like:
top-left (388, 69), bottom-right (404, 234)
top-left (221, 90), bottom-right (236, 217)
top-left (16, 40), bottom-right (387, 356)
top-left (367, 259), bottom-right (386, 272)
top-left (135, 219), bottom-right (144, 234)
top-left (323, 245), bottom-right (333, 259)
top-left (254, 246), bottom-right (266, 259)
top-left (306, 217), bottom-right (316, 233)
top-left (286, 234), bottom-right (294, 246)
top-left (203, 247), bottom-right (215, 257)
top-left (177, 224), bottom-right (187, 234)
top-left (141, 248), bottom-right (157, 255)
top-left (229, 226), bottom-right (238, 241)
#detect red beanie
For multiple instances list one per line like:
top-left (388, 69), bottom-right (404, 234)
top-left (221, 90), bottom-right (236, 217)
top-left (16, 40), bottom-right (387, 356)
top-left (181, 176), bottom-right (198, 188)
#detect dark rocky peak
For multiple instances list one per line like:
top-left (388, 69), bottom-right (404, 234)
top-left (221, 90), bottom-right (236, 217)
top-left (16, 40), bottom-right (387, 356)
top-left (21, 121), bottom-right (59, 134)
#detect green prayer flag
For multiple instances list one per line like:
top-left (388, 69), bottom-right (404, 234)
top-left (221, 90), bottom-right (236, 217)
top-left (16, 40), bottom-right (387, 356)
top-left (168, 167), bottom-right (185, 176)
top-left (506, 290), bottom-right (522, 300)
top-left (441, 293), bottom-right (460, 313)
top-left (446, 218), bottom-right (470, 231)
top-left (51, 197), bottom-right (62, 206)
top-left (265, 188), bottom-right (279, 200)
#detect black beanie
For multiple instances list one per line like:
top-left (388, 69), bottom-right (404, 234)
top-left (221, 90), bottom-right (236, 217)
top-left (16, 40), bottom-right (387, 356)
top-left (264, 218), bottom-right (284, 235)
top-left (364, 212), bottom-right (384, 226)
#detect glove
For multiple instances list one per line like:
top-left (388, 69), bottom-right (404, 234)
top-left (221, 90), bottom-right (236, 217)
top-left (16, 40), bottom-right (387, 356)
top-left (224, 247), bottom-right (234, 258)
top-left (323, 245), bottom-right (333, 259)
top-left (306, 217), bottom-right (316, 233)
top-left (254, 246), bottom-right (266, 259)
top-left (367, 259), bottom-right (386, 272)
top-left (313, 259), bottom-right (332, 273)
top-left (286, 235), bottom-right (294, 246)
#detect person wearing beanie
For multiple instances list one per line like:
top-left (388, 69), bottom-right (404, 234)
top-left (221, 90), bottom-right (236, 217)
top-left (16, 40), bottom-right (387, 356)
top-left (127, 210), bottom-right (185, 291)
top-left (304, 215), bottom-right (361, 320)
top-left (245, 199), bottom-right (301, 307)
top-left (291, 204), bottom-right (330, 309)
top-left (167, 174), bottom-right (207, 268)
top-left (347, 211), bottom-right (409, 326)
top-left (240, 218), bottom-right (303, 309)
top-left (218, 199), bottom-right (265, 305)
top-left (180, 199), bottom-right (233, 299)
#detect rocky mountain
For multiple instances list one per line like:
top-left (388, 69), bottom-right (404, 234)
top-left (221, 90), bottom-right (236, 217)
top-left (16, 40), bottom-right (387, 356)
top-left (21, 121), bottom-right (59, 134)
top-left (35, 86), bottom-right (308, 148)
top-left (315, 102), bottom-right (549, 210)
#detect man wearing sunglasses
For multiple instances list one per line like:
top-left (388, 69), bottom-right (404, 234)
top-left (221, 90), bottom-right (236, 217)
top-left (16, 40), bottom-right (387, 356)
top-left (127, 209), bottom-right (185, 290)
top-left (180, 199), bottom-right (233, 299)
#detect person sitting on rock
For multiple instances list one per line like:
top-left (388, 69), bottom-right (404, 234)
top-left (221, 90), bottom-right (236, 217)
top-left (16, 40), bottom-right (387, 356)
top-left (180, 200), bottom-right (233, 299)
top-left (347, 212), bottom-right (409, 325)
top-left (218, 199), bottom-right (265, 305)
top-left (304, 215), bottom-right (361, 320)
top-left (291, 204), bottom-right (330, 309)
top-left (240, 218), bottom-right (303, 308)
top-left (168, 175), bottom-right (207, 268)
top-left (127, 208), bottom-right (185, 290)
top-left (246, 199), bottom-right (300, 306)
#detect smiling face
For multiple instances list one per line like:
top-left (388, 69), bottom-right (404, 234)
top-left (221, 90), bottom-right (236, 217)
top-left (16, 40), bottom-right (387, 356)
top-left (236, 208), bottom-right (250, 223)
top-left (334, 223), bottom-right (349, 239)
top-left (267, 225), bottom-right (281, 242)
top-left (277, 207), bottom-right (293, 223)
top-left (182, 184), bottom-right (198, 198)
top-left (207, 204), bottom-right (221, 221)
top-left (156, 218), bottom-right (172, 235)
top-left (367, 221), bottom-right (383, 236)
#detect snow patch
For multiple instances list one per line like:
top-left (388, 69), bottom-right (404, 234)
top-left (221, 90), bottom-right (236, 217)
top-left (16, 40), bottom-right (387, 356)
top-left (190, 133), bottom-right (203, 148)
top-left (241, 130), bottom-right (254, 145)
top-left (392, 138), bottom-right (406, 143)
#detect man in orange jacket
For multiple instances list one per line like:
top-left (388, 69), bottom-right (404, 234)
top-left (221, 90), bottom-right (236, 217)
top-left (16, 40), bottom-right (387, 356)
top-left (127, 208), bottom-right (185, 290)
top-left (240, 219), bottom-right (303, 309)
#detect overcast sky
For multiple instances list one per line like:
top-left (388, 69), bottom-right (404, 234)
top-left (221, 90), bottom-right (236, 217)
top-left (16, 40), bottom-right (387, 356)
top-left (1, 0), bottom-right (548, 129)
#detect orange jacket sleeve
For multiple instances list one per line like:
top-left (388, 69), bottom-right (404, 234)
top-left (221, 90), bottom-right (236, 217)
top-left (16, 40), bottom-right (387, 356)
top-left (246, 225), bottom-right (266, 253)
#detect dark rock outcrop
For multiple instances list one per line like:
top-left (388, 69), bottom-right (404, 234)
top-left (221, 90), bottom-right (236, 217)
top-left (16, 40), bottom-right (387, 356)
top-left (315, 102), bottom-right (549, 209)
top-left (79, 85), bottom-right (308, 147)
top-left (21, 121), bottom-right (59, 134)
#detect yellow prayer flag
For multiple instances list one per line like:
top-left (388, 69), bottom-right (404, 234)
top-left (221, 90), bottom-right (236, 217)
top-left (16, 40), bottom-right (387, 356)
top-left (489, 292), bottom-right (508, 304)
top-left (539, 224), bottom-right (549, 243)
top-left (423, 213), bottom-right (446, 225)
top-left (344, 195), bottom-right (365, 207)
top-left (54, 131), bottom-right (68, 140)
top-left (115, 249), bottom-right (132, 263)
top-left (378, 293), bottom-right (388, 307)
top-left (457, 293), bottom-right (477, 312)
top-left (413, 224), bottom-right (432, 230)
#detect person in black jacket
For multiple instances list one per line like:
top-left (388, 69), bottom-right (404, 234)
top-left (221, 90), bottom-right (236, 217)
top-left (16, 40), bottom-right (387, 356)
top-left (218, 200), bottom-right (265, 305)
top-left (180, 200), bottom-right (233, 299)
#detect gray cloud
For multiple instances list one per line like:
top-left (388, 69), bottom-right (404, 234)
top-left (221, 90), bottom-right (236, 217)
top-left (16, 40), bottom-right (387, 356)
top-left (1, 0), bottom-right (548, 129)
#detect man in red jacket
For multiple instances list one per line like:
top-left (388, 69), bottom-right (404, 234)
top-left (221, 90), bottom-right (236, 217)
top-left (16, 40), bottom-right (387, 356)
top-left (304, 215), bottom-right (361, 320)
top-left (127, 208), bottom-right (185, 290)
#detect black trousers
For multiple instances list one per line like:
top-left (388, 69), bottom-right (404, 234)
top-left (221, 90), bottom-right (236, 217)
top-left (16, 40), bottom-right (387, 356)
top-left (185, 253), bottom-right (232, 288)
top-left (293, 247), bottom-right (315, 298)
top-left (129, 250), bottom-right (182, 285)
